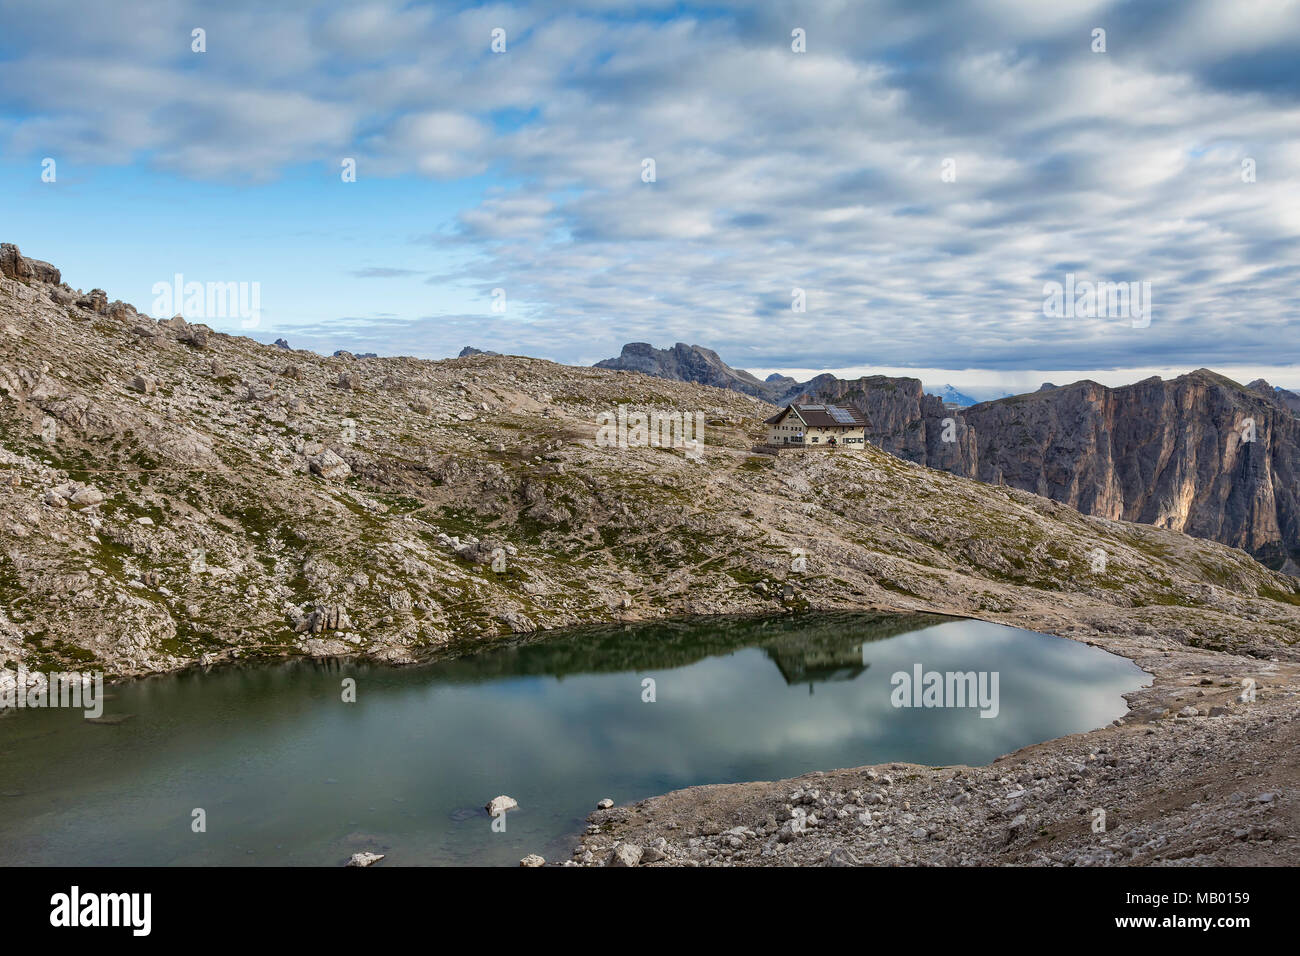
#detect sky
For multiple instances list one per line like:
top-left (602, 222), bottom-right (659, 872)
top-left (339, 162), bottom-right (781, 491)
top-left (1, 0), bottom-right (1299, 399)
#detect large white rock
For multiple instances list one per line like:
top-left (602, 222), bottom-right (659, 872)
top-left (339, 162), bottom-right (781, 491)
top-left (607, 843), bottom-right (642, 867)
top-left (309, 449), bottom-right (351, 480)
top-left (346, 851), bottom-right (384, 867)
top-left (485, 795), bottom-right (518, 816)
top-left (70, 486), bottom-right (105, 507)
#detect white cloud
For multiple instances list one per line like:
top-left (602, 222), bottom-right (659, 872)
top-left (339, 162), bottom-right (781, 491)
top-left (1, 0), bottom-right (1298, 374)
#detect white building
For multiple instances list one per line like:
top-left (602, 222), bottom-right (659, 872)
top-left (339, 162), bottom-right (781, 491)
top-left (764, 403), bottom-right (868, 448)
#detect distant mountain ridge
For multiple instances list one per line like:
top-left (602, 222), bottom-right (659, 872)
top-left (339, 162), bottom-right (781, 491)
top-left (595, 342), bottom-right (1300, 572)
top-left (595, 343), bottom-right (777, 399)
top-left (933, 384), bottom-right (979, 407)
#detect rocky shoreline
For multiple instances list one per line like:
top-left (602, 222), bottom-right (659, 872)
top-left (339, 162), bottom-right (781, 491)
top-left (569, 621), bottom-right (1298, 866)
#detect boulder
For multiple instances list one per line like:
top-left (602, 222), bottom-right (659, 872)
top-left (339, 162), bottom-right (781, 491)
top-left (76, 289), bottom-right (109, 314)
top-left (519, 854), bottom-right (545, 867)
top-left (485, 795), bottom-right (518, 817)
top-left (69, 486), bottom-right (105, 508)
top-left (455, 536), bottom-right (506, 565)
top-left (295, 606), bottom-right (352, 635)
top-left (607, 843), bottom-right (642, 867)
top-left (108, 300), bottom-right (135, 322)
top-left (179, 325), bottom-right (209, 349)
top-left (130, 374), bottom-right (157, 395)
top-left (309, 449), bottom-right (351, 480)
top-left (346, 852), bottom-right (384, 867)
top-left (0, 243), bottom-right (25, 280)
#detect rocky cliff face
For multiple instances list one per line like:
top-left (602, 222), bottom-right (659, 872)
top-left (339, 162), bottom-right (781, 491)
top-left (810, 373), bottom-right (1300, 570)
top-left (957, 373), bottom-right (1300, 571)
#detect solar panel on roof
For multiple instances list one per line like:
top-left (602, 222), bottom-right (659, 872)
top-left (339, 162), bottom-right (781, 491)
top-left (829, 406), bottom-right (856, 423)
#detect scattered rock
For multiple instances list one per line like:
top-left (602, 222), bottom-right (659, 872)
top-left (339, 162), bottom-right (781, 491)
top-left (309, 449), bottom-right (351, 480)
top-left (130, 374), bottom-right (157, 395)
top-left (607, 843), bottom-right (642, 867)
top-left (69, 486), bottom-right (104, 508)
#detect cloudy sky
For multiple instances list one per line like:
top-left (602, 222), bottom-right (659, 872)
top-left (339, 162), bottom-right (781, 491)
top-left (2, 0), bottom-right (1298, 396)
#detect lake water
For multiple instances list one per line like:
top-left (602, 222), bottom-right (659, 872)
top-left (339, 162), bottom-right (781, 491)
top-left (0, 613), bottom-right (1148, 866)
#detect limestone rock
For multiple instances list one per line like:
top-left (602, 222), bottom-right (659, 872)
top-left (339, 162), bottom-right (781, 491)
top-left (178, 325), bottom-right (209, 349)
top-left (76, 289), bottom-right (109, 314)
top-left (607, 843), bottom-right (642, 867)
top-left (309, 449), bottom-right (351, 480)
top-left (69, 486), bottom-right (105, 508)
top-left (295, 606), bottom-right (352, 634)
top-left (0, 243), bottom-right (61, 285)
top-left (130, 374), bottom-right (157, 395)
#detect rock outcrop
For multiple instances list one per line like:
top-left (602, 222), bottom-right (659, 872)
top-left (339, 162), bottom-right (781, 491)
top-left (0, 243), bottom-right (61, 286)
top-left (956, 373), bottom-right (1300, 571)
top-left (596, 342), bottom-right (1300, 572)
top-left (596, 342), bottom-right (775, 398)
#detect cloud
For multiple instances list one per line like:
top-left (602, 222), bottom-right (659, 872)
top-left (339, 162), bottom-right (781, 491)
top-left (1, 0), bottom-right (1298, 372)
top-left (349, 267), bottom-right (422, 278)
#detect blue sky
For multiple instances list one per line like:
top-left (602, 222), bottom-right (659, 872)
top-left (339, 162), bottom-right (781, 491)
top-left (2, 0), bottom-right (1299, 396)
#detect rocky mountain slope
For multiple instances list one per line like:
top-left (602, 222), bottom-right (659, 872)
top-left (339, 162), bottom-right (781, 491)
top-left (595, 342), bottom-right (777, 398)
top-left (1256, 379), bottom-right (1300, 416)
top-left (596, 341), bottom-right (1300, 573)
top-left (2, 242), bottom-right (1299, 689)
